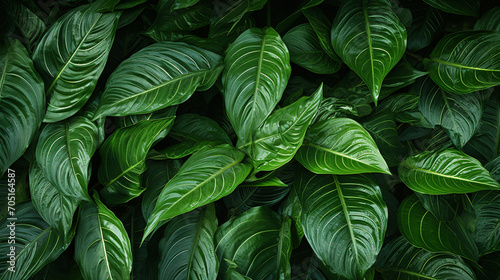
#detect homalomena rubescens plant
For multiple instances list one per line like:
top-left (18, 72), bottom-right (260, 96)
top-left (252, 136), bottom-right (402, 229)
top-left (1, 0), bottom-right (500, 279)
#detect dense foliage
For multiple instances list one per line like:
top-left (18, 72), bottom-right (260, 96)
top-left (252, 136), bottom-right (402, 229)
top-left (1, 0), bottom-right (500, 279)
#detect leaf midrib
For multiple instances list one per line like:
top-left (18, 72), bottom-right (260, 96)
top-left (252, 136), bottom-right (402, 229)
top-left (249, 32), bottom-right (267, 140)
top-left (334, 175), bottom-right (359, 263)
top-left (410, 166), bottom-right (498, 188)
top-left (97, 210), bottom-right (114, 280)
top-left (430, 58), bottom-right (500, 72)
top-left (379, 268), bottom-right (438, 279)
top-left (186, 207), bottom-right (208, 280)
top-left (363, 2), bottom-right (376, 96)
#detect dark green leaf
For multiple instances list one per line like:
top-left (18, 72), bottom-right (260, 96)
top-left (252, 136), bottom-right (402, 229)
top-left (470, 190), bottom-right (500, 256)
top-left (210, 0), bottom-right (266, 33)
top-left (303, 6), bottom-right (340, 62)
top-left (422, 0), bottom-right (479, 17)
top-left (224, 186), bottom-right (290, 216)
top-left (415, 192), bottom-right (463, 221)
top-left (5, 1), bottom-right (46, 53)
top-left (407, 6), bottom-right (445, 52)
top-left (474, 6), bottom-right (500, 31)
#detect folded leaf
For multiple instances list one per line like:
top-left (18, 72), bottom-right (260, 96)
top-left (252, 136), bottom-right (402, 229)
top-left (423, 0), bottom-right (479, 17)
top-left (215, 207), bottom-right (292, 279)
top-left (399, 149), bottom-right (500, 194)
top-left (424, 31), bottom-right (500, 94)
top-left (222, 27), bottom-right (291, 144)
top-left (295, 170), bottom-right (387, 279)
top-left (94, 41), bottom-right (223, 118)
top-left (331, 0), bottom-right (407, 104)
top-left (158, 204), bottom-right (218, 280)
top-left (295, 118), bottom-right (391, 175)
top-left (0, 39), bottom-right (45, 177)
top-left (143, 144), bottom-right (252, 241)
top-left (33, 5), bottom-right (119, 122)
top-left (397, 195), bottom-right (479, 261)
top-left (98, 117), bottom-right (175, 204)
top-left (74, 193), bottom-right (132, 280)
top-left (238, 84), bottom-right (322, 172)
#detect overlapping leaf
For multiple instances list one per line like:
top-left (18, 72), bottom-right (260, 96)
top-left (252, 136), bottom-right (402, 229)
top-left (5, 1), bottom-right (46, 53)
top-left (295, 170), bottom-right (387, 279)
top-left (224, 186), bottom-right (290, 217)
top-left (210, 0), bottom-right (266, 34)
top-left (222, 27), bottom-right (291, 144)
top-left (424, 31), bottom-right (500, 94)
top-left (295, 118), bottom-right (391, 175)
top-left (399, 149), bottom-right (500, 194)
top-left (474, 7), bottom-right (500, 31)
top-left (94, 41), bottom-right (223, 118)
top-left (470, 190), bottom-right (500, 256)
top-left (143, 144), bottom-right (252, 241)
top-left (397, 195), bottom-right (479, 261)
top-left (331, 0), bottom-right (407, 104)
top-left (0, 39), bottom-right (45, 177)
top-left (423, 0), bottom-right (479, 17)
top-left (158, 204), bottom-right (218, 280)
top-left (303, 6), bottom-right (340, 62)
top-left (33, 5), bottom-right (119, 122)
top-left (407, 6), bottom-right (445, 52)
top-left (98, 117), bottom-right (175, 204)
top-left (74, 193), bottom-right (132, 280)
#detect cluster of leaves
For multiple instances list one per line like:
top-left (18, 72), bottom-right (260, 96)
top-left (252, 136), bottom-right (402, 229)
top-left (1, 0), bottom-right (500, 279)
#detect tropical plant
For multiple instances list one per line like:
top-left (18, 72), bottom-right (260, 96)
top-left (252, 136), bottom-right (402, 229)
top-left (1, 0), bottom-right (500, 279)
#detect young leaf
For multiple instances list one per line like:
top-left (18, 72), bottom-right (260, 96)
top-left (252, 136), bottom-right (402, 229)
top-left (399, 149), bottom-right (500, 194)
top-left (423, 0), bottom-right (479, 17)
top-left (295, 118), bottom-right (391, 175)
top-left (32, 5), bottom-right (120, 122)
top-left (331, 0), bottom-right (407, 104)
top-left (295, 170), bottom-right (387, 279)
top-left (222, 27), bottom-right (291, 144)
top-left (36, 116), bottom-right (98, 201)
top-left (94, 42), bottom-right (223, 118)
top-left (397, 195), bottom-right (479, 261)
top-left (238, 84), bottom-right (322, 172)
top-left (74, 193), bottom-right (132, 280)
top-left (98, 117), bottom-right (175, 205)
top-left (143, 144), bottom-right (252, 242)
top-left (215, 207), bottom-right (292, 279)
top-left (424, 31), bottom-right (500, 94)
top-left (158, 204), bottom-right (218, 280)
top-left (0, 39), bottom-right (45, 177)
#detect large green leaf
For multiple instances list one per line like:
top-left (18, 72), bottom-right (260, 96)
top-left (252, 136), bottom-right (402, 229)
top-left (143, 144), bottom-right (252, 241)
top-left (283, 24), bottom-right (341, 74)
top-left (295, 170), bottom-right (387, 279)
top-left (158, 204), bottom-right (218, 280)
top-left (0, 39), bottom-right (45, 177)
top-left (474, 7), bottom-right (500, 31)
top-left (94, 41), bottom-right (223, 119)
top-left (399, 149), bottom-right (500, 194)
top-left (397, 195), bottom-right (479, 261)
top-left (222, 27), bottom-right (291, 144)
top-left (0, 202), bottom-right (72, 280)
top-left (331, 0), bottom-right (407, 104)
top-left (29, 163), bottom-right (81, 236)
top-left (295, 118), bottom-right (391, 175)
top-left (423, 31), bottom-right (500, 94)
top-left (214, 207), bottom-right (292, 279)
top-left (74, 193), bottom-right (132, 280)
top-left (36, 116), bottom-right (98, 201)
top-left (407, 5), bottom-right (445, 52)
top-left (417, 76), bottom-right (485, 149)
top-left (32, 5), bottom-right (119, 122)
top-left (422, 0), bottom-right (479, 17)
top-left (376, 236), bottom-right (476, 280)
top-left (5, 1), bottom-right (46, 53)
top-left (238, 84), bottom-right (322, 172)
top-left (98, 117), bottom-right (175, 205)
top-left (470, 190), bottom-right (500, 256)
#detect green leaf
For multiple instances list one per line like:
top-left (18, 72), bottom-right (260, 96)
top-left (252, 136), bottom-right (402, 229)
top-left (423, 0), bottom-right (479, 17)
top-left (74, 193), bottom-right (132, 280)
top-left (474, 6), bottom-right (500, 31)
top-left (295, 170), bottom-right (387, 279)
top-left (94, 41), bottom-right (223, 119)
top-left (415, 192), bottom-right (463, 221)
top-left (114, 106), bottom-right (177, 129)
top-left (331, 0), bottom-right (407, 104)
top-left (478, 252), bottom-right (500, 280)
top-left (0, 202), bottom-right (72, 280)
top-left (29, 163), bottom-right (81, 236)
top-left (417, 76), bottom-right (485, 148)
top-left (158, 204), bottom-right (218, 280)
top-left (407, 6), bottom-right (445, 52)
top-left (224, 186), bottom-right (290, 217)
top-left (143, 144), bottom-right (252, 241)
top-left (283, 24), bottom-right (341, 74)
top-left (36, 116), bottom-right (98, 201)
top-left (486, 155), bottom-right (500, 182)
top-left (423, 31), bottom-right (500, 94)
top-left (275, 0), bottom-right (323, 33)
top-left (222, 27), bottom-right (291, 144)
top-left (295, 118), bottom-right (391, 175)
top-left (98, 117), bottom-right (175, 205)
top-left (238, 84), bottom-right (322, 172)
top-left (470, 190), bottom-right (500, 256)
top-left (215, 207), bottom-right (292, 279)
top-left (0, 39), bottom-right (45, 177)
top-left (210, 0), bottom-right (266, 33)
top-left (5, 1), bottom-right (46, 53)
top-left (32, 5), bottom-right (119, 122)
top-left (398, 149), bottom-right (500, 194)
top-left (376, 236), bottom-right (476, 280)
top-left (397, 194), bottom-right (479, 261)
top-left (303, 6), bottom-right (341, 62)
